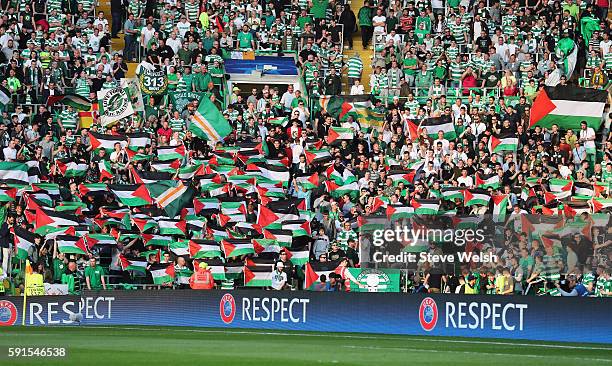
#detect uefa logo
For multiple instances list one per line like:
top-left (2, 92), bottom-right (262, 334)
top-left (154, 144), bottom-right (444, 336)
top-left (219, 293), bottom-right (236, 324)
top-left (418, 297), bottom-right (438, 331)
top-left (0, 300), bottom-right (17, 326)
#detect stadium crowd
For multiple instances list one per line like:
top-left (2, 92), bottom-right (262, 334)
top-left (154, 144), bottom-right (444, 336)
top-left (0, 0), bottom-right (609, 298)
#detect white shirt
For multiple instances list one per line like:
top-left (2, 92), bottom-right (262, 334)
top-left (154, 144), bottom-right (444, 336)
top-left (350, 84), bottom-right (364, 95)
top-left (580, 127), bottom-right (596, 151)
top-left (495, 43), bottom-right (510, 62)
top-left (271, 270), bottom-right (287, 290)
top-left (372, 15), bottom-right (386, 34)
top-left (166, 37), bottom-right (182, 53)
top-left (457, 175), bottom-right (474, 187)
top-left (600, 40), bottom-right (612, 56)
top-left (3, 147), bottom-right (16, 161)
top-left (93, 18), bottom-right (109, 34)
top-left (141, 27), bottom-right (156, 46)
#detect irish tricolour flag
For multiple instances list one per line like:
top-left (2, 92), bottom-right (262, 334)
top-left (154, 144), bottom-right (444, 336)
top-left (189, 97), bottom-right (232, 141)
top-left (529, 86), bottom-right (607, 130)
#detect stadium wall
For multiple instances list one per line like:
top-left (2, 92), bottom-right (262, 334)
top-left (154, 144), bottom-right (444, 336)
top-left (1, 291), bottom-right (610, 344)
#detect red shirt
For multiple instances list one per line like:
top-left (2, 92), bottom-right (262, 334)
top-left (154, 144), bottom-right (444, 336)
top-left (157, 127), bottom-right (173, 140)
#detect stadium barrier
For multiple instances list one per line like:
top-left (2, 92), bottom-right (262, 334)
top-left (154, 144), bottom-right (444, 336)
top-left (1, 291), bottom-right (610, 344)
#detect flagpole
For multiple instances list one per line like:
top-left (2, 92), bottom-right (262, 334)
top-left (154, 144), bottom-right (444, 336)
top-left (22, 259), bottom-right (29, 326)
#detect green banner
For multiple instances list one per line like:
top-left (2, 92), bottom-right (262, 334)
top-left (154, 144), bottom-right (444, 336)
top-left (169, 91), bottom-right (207, 112)
top-left (348, 268), bottom-right (401, 292)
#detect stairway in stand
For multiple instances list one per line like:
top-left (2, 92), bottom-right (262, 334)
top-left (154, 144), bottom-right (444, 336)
top-left (98, 0), bottom-right (138, 77)
top-left (341, 0), bottom-right (374, 94)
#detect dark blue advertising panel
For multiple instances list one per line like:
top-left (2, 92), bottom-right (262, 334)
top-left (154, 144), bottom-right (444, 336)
top-left (1, 292), bottom-right (610, 344)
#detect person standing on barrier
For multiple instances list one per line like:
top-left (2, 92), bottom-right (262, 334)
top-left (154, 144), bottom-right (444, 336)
top-left (190, 262), bottom-right (214, 290)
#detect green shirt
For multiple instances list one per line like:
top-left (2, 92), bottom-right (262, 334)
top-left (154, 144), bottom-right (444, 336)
top-left (84, 265), bottom-right (105, 290)
top-left (237, 32), bottom-right (254, 49)
top-left (358, 7), bottom-right (372, 27)
top-left (53, 258), bottom-right (66, 282)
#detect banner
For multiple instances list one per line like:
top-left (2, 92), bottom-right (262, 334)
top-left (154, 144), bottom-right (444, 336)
top-left (348, 268), bottom-right (400, 292)
top-left (169, 92), bottom-right (206, 113)
top-left (44, 283), bottom-right (69, 295)
top-left (139, 68), bottom-right (169, 95)
top-left (97, 87), bottom-right (134, 127)
top-left (121, 78), bottom-right (145, 112)
top-left (2, 291), bottom-right (611, 344)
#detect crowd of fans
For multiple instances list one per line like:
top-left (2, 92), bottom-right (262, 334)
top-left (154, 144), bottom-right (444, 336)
top-left (0, 0), bottom-right (609, 297)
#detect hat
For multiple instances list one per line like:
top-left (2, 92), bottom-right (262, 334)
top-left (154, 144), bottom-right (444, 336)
top-left (199, 262), bottom-right (208, 269)
top-left (232, 86), bottom-right (240, 92)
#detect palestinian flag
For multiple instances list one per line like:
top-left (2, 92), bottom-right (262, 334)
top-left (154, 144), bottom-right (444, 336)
top-left (118, 254), bottom-right (147, 273)
top-left (78, 183), bottom-right (108, 195)
top-left (248, 163), bottom-right (290, 182)
top-left (31, 183), bottom-right (61, 196)
top-left (263, 229), bottom-right (293, 247)
top-left (157, 145), bottom-right (186, 161)
top-left (189, 96), bottom-right (232, 141)
top-left (421, 116), bottom-right (456, 140)
top-left (0, 161), bottom-right (30, 183)
top-left (189, 239), bottom-right (223, 258)
top-left (475, 172), bottom-right (501, 189)
top-left (142, 234), bottom-right (173, 247)
top-left (98, 160), bottom-right (113, 181)
top-left (0, 187), bottom-right (16, 202)
top-left (327, 127), bottom-right (354, 144)
top-left (285, 247), bottom-right (310, 266)
top-left (131, 170), bottom-right (173, 184)
top-left (281, 220), bottom-right (311, 237)
top-left (89, 132), bottom-right (128, 151)
top-left (441, 187), bottom-right (464, 201)
top-left (387, 170), bottom-right (416, 185)
top-left (221, 238), bottom-right (255, 257)
top-left (326, 166), bottom-right (356, 185)
top-left (85, 234), bottom-right (116, 247)
top-left (194, 197), bottom-right (220, 214)
top-left (149, 263), bottom-right (175, 284)
top-left (463, 189), bottom-right (491, 207)
top-left (55, 160), bottom-right (87, 178)
top-left (126, 133), bottom-right (152, 151)
top-left (147, 180), bottom-right (195, 218)
top-left (305, 261), bottom-right (340, 289)
top-left (252, 239), bottom-right (282, 254)
top-left (178, 165), bottom-right (206, 180)
top-left (304, 148), bottom-right (332, 165)
top-left (488, 133), bottom-right (518, 152)
top-left (325, 181), bottom-right (359, 199)
top-left (158, 218), bottom-right (187, 235)
top-left (168, 241), bottom-right (189, 256)
top-left (590, 198), bottom-right (612, 213)
top-left (549, 178), bottom-right (573, 194)
top-left (13, 227), bottom-right (36, 259)
top-left (244, 266), bottom-right (274, 287)
top-left (492, 194), bottom-right (509, 222)
top-left (35, 209), bottom-right (80, 230)
top-left (386, 205), bottom-right (414, 220)
top-left (109, 184), bottom-right (153, 206)
top-left (268, 116), bottom-right (289, 127)
top-left (294, 173), bottom-right (319, 190)
top-left (411, 199), bottom-right (440, 215)
top-left (320, 95), bottom-right (372, 121)
top-left (56, 235), bottom-right (88, 254)
top-left (529, 86), bottom-right (607, 130)
top-left (574, 182), bottom-right (595, 199)
top-left (46, 94), bottom-right (92, 111)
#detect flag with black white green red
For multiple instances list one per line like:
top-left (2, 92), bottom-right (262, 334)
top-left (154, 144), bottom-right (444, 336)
top-left (263, 229), bottom-right (293, 246)
top-left (0, 161), bottom-right (30, 184)
top-left (305, 260), bottom-right (340, 289)
top-left (244, 266), bottom-right (273, 287)
top-left (158, 218), bottom-right (187, 235)
top-left (13, 227), bottom-right (36, 259)
top-left (281, 220), bottom-right (311, 237)
top-left (56, 235), bottom-right (88, 254)
top-left (411, 198), bottom-right (440, 215)
top-left (304, 148), bottom-right (332, 165)
top-left (35, 209), bottom-right (80, 231)
top-left (387, 169), bottom-right (416, 185)
top-left (475, 172), bottom-right (501, 189)
top-left (109, 184), bottom-right (153, 206)
top-left (492, 194), bottom-right (509, 222)
top-left (319, 95), bottom-right (372, 121)
top-left (327, 126), bottom-right (354, 144)
top-left (420, 116), bottom-right (456, 140)
top-left (55, 159), bottom-right (88, 178)
top-left (142, 234), bottom-right (173, 247)
top-left (88, 131), bottom-right (128, 151)
top-left (189, 96), bottom-right (232, 141)
top-left (246, 162), bottom-right (290, 182)
top-left (193, 197), bottom-right (220, 214)
top-left (294, 173), bottom-right (319, 190)
top-left (549, 178), bottom-right (573, 194)
top-left (147, 180), bottom-right (196, 218)
top-left (463, 189), bottom-right (491, 207)
top-left (126, 132), bottom-right (152, 151)
top-left (325, 180), bottom-right (359, 199)
top-left (149, 263), bottom-right (175, 284)
top-left (0, 187), bottom-right (16, 202)
top-left (189, 239), bottom-right (223, 259)
top-left (590, 197), bottom-right (612, 213)
top-left (488, 133), bottom-right (518, 152)
top-left (441, 187), bottom-right (464, 201)
top-left (78, 183), bottom-right (109, 195)
top-left (284, 247), bottom-right (310, 265)
top-left (221, 238), bottom-right (255, 257)
top-left (157, 145), bottom-right (186, 161)
top-left (386, 204), bottom-right (414, 220)
top-left (326, 166), bottom-right (356, 185)
top-left (268, 116), bottom-right (289, 127)
top-left (118, 254), bottom-right (147, 272)
top-left (46, 94), bottom-right (92, 111)
top-left (529, 86), bottom-right (607, 130)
